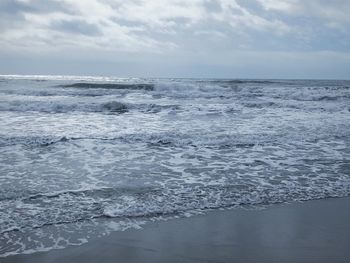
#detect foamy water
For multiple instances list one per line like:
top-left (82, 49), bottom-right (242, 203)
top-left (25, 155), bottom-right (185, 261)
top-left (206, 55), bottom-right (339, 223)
top-left (1, 75), bottom-right (349, 257)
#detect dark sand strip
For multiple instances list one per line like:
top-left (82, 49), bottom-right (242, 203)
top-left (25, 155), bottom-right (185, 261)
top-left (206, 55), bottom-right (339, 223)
top-left (2, 197), bottom-right (350, 263)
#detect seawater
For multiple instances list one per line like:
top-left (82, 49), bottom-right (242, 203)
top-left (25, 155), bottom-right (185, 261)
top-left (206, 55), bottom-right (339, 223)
top-left (0, 75), bottom-right (349, 256)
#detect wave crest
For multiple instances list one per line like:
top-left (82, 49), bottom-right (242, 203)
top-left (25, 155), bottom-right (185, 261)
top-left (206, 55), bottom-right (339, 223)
top-left (60, 83), bottom-right (154, 91)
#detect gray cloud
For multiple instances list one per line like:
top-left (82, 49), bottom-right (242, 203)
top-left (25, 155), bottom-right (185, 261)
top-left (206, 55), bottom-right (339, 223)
top-left (0, 0), bottom-right (34, 14)
top-left (203, 0), bottom-right (222, 13)
top-left (0, 0), bottom-right (70, 14)
top-left (51, 19), bottom-right (102, 36)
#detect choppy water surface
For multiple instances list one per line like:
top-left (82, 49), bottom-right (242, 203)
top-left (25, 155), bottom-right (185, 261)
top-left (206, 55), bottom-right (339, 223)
top-left (1, 75), bottom-right (349, 256)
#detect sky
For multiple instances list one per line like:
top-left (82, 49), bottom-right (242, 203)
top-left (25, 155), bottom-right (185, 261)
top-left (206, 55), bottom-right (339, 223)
top-left (0, 0), bottom-right (349, 79)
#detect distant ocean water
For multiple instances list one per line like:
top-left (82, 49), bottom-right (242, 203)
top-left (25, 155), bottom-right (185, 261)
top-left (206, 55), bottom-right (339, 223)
top-left (0, 75), bottom-right (349, 257)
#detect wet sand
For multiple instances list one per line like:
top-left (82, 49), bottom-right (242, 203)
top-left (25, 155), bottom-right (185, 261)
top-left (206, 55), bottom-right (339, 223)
top-left (2, 197), bottom-right (350, 263)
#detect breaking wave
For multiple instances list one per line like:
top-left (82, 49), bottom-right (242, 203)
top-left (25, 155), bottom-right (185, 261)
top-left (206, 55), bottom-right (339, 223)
top-left (0, 100), bottom-right (182, 114)
top-left (60, 82), bottom-right (154, 90)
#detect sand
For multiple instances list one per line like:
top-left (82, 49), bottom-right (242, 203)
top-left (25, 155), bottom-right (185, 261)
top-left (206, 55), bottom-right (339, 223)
top-left (2, 197), bottom-right (350, 263)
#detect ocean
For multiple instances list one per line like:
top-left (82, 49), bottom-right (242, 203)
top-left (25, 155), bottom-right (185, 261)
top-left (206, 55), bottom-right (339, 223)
top-left (0, 75), bottom-right (349, 257)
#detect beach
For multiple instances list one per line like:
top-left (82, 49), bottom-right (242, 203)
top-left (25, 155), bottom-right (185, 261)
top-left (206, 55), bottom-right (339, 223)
top-left (2, 197), bottom-right (350, 263)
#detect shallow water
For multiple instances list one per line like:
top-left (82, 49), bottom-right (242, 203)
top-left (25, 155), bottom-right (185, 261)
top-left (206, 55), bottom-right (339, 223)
top-left (1, 75), bottom-right (349, 256)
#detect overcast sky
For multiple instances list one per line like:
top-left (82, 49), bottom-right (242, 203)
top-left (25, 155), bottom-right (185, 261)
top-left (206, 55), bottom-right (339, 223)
top-left (0, 0), bottom-right (349, 78)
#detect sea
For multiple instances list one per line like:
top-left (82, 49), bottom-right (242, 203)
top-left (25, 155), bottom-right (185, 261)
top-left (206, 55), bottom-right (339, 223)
top-left (0, 75), bottom-right (349, 257)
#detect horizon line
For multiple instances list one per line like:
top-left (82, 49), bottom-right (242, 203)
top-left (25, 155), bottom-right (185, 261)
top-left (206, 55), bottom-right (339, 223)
top-left (1, 74), bottom-right (349, 81)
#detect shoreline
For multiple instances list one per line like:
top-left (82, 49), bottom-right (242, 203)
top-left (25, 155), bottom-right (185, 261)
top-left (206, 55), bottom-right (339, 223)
top-left (2, 197), bottom-right (350, 263)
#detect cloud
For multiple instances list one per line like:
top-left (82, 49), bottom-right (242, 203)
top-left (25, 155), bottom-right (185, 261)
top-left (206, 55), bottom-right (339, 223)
top-left (0, 0), bottom-right (308, 53)
top-left (257, 0), bottom-right (350, 28)
top-left (50, 19), bottom-right (102, 36)
top-left (0, 0), bottom-right (349, 78)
